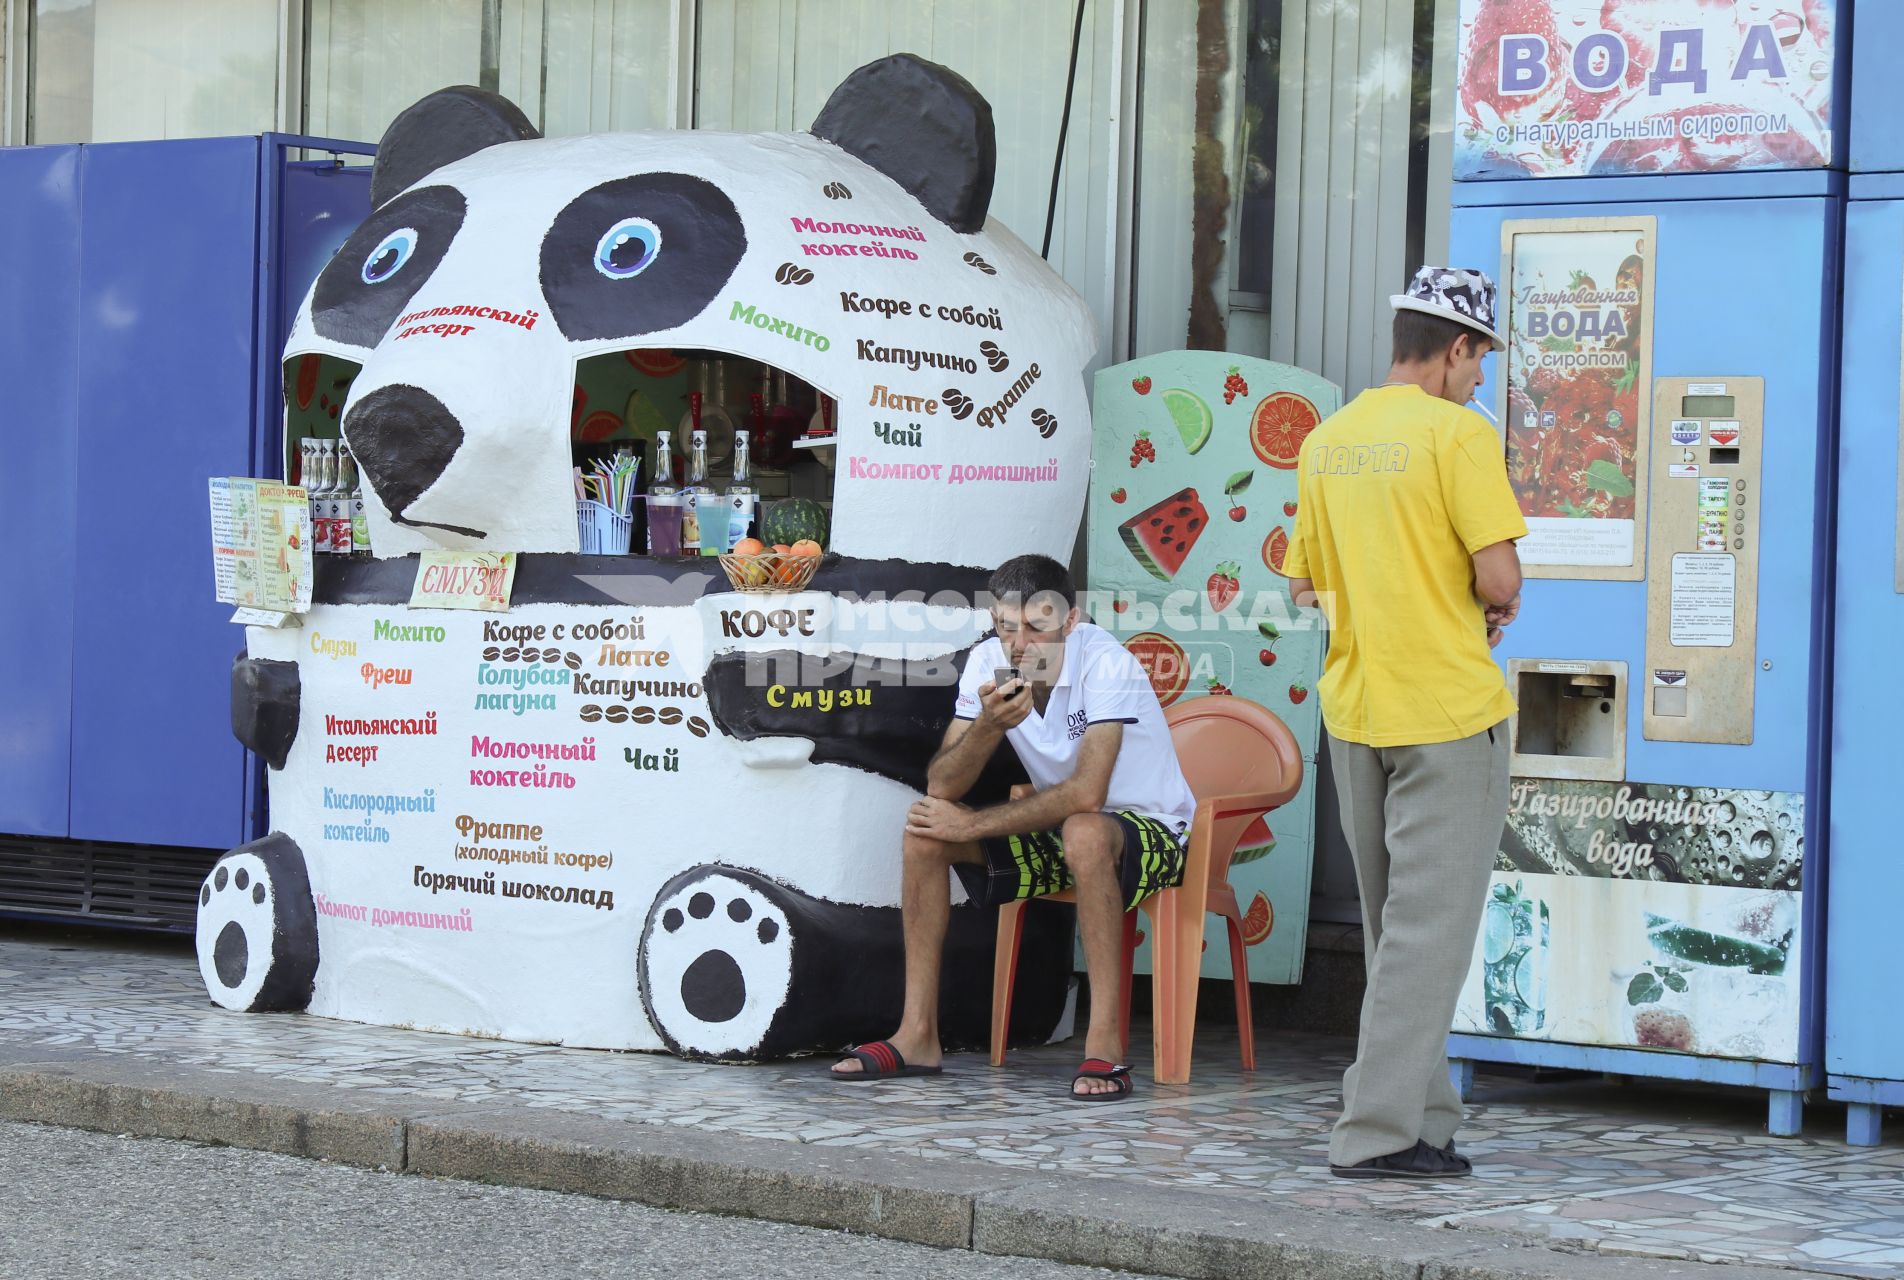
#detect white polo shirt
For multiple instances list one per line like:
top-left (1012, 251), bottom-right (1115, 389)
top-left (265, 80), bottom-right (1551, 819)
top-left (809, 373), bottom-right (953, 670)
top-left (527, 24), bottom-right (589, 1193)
top-left (955, 622), bottom-right (1196, 836)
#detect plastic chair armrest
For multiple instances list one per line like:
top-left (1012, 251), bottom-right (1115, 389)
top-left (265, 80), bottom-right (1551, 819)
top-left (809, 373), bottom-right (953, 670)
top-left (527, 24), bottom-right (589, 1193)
top-left (1196, 787), bottom-right (1298, 823)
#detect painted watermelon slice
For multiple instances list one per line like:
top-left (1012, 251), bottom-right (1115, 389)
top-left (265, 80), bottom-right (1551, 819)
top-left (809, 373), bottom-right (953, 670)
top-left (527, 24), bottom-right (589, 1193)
top-left (1118, 487), bottom-right (1208, 581)
top-left (1233, 815), bottom-right (1277, 866)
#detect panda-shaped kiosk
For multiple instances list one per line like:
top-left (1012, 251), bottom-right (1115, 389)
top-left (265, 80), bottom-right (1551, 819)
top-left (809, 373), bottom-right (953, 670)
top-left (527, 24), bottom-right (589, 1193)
top-left (200, 56), bottom-right (1098, 1060)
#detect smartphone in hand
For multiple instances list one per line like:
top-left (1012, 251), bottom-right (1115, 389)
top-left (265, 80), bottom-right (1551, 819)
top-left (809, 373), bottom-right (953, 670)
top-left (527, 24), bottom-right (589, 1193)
top-left (993, 666), bottom-right (1024, 699)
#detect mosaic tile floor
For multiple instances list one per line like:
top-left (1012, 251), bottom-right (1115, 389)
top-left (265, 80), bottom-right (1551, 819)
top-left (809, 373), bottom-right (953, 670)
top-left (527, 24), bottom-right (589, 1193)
top-left (2, 927), bottom-right (1900, 1275)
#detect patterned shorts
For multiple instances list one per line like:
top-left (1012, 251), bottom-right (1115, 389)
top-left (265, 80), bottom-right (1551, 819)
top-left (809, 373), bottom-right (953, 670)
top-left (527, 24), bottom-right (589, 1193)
top-left (962, 811), bottom-right (1187, 912)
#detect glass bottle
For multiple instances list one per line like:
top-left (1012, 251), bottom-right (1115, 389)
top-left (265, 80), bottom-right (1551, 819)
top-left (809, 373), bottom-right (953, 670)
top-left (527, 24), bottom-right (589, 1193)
top-left (724, 430), bottom-right (757, 550)
top-left (332, 443), bottom-right (358, 555)
top-left (681, 428), bottom-right (716, 555)
top-left (645, 429), bottom-right (681, 555)
top-left (311, 440), bottom-right (337, 555)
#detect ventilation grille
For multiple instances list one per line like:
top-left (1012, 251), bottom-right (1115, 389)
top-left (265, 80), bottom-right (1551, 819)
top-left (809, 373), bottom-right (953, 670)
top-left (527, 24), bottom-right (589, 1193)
top-left (0, 838), bottom-right (218, 934)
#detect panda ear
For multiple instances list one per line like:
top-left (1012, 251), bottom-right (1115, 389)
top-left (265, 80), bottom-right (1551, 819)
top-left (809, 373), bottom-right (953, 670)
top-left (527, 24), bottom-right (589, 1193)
top-left (810, 54), bottom-right (995, 234)
top-left (370, 86), bottom-right (541, 208)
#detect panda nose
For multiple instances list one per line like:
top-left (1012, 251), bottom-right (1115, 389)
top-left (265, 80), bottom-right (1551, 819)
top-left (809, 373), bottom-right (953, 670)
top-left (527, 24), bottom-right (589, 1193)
top-left (342, 384), bottom-right (484, 538)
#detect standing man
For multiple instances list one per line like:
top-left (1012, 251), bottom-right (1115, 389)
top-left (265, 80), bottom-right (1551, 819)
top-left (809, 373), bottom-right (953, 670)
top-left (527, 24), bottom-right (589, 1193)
top-left (1282, 267), bottom-right (1527, 1179)
top-left (829, 554), bottom-right (1196, 1099)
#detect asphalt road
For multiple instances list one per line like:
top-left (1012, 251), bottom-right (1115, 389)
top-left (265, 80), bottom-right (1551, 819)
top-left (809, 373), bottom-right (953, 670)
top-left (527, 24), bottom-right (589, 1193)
top-left (0, 1118), bottom-right (1159, 1280)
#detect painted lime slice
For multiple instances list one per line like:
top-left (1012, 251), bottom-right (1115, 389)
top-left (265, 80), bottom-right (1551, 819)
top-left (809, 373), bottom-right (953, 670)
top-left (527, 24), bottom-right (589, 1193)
top-left (1161, 388), bottom-right (1213, 455)
top-left (1514, 948), bottom-right (1547, 1012)
top-left (1482, 902), bottom-right (1513, 964)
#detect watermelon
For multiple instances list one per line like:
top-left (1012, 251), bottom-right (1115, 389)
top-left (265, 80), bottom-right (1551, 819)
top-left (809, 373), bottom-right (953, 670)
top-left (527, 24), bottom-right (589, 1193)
top-left (1118, 487), bottom-right (1207, 581)
top-left (762, 497), bottom-right (829, 549)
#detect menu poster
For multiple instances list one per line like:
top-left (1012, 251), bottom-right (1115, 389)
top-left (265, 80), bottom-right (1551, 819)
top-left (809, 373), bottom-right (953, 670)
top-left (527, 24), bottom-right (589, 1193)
top-left (210, 477), bottom-right (312, 612)
top-left (1501, 218), bottom-right (1656, 579)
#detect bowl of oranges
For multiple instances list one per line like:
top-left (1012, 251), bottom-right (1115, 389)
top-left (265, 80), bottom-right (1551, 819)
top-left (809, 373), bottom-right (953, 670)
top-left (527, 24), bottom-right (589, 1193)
top-left (718, 538), bottom-right (825, 594)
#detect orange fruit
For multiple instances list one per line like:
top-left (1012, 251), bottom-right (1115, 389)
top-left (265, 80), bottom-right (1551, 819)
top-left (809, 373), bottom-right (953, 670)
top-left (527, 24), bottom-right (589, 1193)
top-left (772, 543), bottom-right (792, 554)
top-left (789, 539), bottom-right (823, 557)
top-left (1250, 391), bottom-right (1320, 469)
top-left (1123, 631), bottom-right (1189, 707)
top-left (733, 537), bottom-right (766, 556)
top-left (1262, 525), bottom-right (1290, 577)
top-left (1240, 891), bottom-right (1273, 945)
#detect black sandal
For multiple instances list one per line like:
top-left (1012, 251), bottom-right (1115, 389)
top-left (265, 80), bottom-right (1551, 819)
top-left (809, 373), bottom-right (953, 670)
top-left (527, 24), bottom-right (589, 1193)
top-left (829, 1039), bottom-right (943, 1081)
top-left (1071, 1058), bottom-right (1133, 1101)
top-left (1330, 1139), bottom-right (1473, 1179)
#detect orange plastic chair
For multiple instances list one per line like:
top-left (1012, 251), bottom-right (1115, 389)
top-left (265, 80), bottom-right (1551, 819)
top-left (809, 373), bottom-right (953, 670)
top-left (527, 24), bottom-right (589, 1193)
top-left (988, 697), bottom-right (1304, 1084)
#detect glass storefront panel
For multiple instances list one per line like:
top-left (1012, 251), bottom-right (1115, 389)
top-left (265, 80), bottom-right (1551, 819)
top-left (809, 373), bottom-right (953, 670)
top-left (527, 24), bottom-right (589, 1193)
top-left (304, 0), bottom-right (485, 143)
top-left (29, 0), bottom-right (280, 144)
top-left (696, 0), bottom-right (1122, 369)
top-left (1227, 0), bottom-right (1453, 403)
top-left (303, 0), bottom-right (673, 144)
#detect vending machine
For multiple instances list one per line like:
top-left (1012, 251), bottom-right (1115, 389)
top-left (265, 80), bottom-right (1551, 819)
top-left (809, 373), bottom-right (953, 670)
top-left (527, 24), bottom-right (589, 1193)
top-left (1442, 1), bottom-right (1843, 1134)
top-left (1824, 1), bottom-right (1904, 1147)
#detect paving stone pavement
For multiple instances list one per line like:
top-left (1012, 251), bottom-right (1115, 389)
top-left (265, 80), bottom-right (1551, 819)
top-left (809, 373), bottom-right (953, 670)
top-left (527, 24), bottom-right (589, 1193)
top-left (0, 926), bottom-right (1899, 1276)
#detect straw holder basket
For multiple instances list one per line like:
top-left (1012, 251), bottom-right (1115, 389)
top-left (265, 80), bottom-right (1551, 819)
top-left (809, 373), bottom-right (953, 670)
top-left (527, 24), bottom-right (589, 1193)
top-left (576, 499), bottom-right (633, 555)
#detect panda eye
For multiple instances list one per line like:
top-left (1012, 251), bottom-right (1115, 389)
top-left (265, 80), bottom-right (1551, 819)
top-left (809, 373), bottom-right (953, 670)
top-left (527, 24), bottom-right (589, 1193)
top-left (363, 229), bottom-right (418, 284)
top-left (594, 218), bottom-right (661, 279)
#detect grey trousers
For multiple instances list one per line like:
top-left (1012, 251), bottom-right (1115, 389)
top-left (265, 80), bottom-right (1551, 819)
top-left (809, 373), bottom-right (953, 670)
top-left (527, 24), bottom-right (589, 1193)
top-left (1326, 721), bottom-right (1509, 1167)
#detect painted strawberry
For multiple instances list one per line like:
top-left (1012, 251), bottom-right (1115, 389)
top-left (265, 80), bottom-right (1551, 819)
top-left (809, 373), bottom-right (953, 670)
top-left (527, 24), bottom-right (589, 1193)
top-left (1110, 487), bottom-right (1127, 504)
top-left (1206, 562), bottom-right (1241, 613)
top-left (1132, 375), bottom-right (1153, 395)
top-left (1282, 501), bottom-right (1298, 517)
top-left (1288, 682), bottom-right (1309, 705)
top-left (1206, 678), bottom-right (1232, 696)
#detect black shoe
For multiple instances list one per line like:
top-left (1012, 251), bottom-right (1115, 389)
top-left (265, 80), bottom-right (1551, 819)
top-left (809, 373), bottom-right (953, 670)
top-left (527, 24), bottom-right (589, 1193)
top-left (1330, 1139), bottom-right (1473, 1180)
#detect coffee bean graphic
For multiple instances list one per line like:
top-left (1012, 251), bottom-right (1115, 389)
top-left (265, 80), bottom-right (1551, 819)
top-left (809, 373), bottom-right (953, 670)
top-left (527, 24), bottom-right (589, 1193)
top-left (943, 389), bottom-right (974, 420)
top-left (1032, 408), bottom-right (1057, 438)
top-left (774, 262), bottom-right (815, 286)
top-left (962, 251), bottom-right (997, 276)
top-left (979, 340), bottom-right (1009, 373)
top-left (823, 181), bottom-right (852, 200)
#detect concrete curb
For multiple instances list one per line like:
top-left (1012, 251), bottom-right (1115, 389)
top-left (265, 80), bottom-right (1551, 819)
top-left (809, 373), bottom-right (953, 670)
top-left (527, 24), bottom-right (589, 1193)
top-left (0, 1056), bottom-right (1799, 1280)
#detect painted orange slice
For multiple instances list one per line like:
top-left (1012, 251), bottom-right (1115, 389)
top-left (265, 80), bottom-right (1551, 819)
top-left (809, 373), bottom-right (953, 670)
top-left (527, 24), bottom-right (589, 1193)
top-left (1250, 391), bottom-right (1321, 469)
top-left (1262, 525), bottom-right (1290, 577)
top-left (624, 348), bottom-right (687, 377)
top-left (1241, 891), bottom-right (1274, 946)
top-left (1124, 631), bottom-right (1189, 707)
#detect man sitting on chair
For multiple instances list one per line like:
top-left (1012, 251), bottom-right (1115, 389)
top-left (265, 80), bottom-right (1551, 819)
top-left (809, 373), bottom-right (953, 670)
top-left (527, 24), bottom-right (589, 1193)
top-left (830, 554), bottom-right (1196, 1098)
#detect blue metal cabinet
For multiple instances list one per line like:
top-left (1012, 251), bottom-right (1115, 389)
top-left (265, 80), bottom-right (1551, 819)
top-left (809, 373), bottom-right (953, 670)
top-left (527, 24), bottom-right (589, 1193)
top-left (1826, 174), bottom-right (1904, 1145)
top-left (0, 136), bottom-right (371, 861)
top-left (0, 147), bottom-right (83, 839)
top-left (66, 139), bottom-right (269, 849)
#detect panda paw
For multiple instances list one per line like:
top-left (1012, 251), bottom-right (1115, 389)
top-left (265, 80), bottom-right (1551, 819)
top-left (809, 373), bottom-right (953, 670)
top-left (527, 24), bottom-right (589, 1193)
top-left (639, 868), bottom-right (794, 1061)
top-left (195, 833), bottom-right (318, 1013)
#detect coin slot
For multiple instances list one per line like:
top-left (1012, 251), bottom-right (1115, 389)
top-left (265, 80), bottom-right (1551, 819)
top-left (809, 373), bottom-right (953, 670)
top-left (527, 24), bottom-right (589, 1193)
top-left (1708, 447), bottom-right (1741, 465)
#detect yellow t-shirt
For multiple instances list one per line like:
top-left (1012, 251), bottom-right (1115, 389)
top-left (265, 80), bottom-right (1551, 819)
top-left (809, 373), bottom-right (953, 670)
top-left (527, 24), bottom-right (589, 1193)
top-left (1281, 384), bottom-right (1529, 748)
